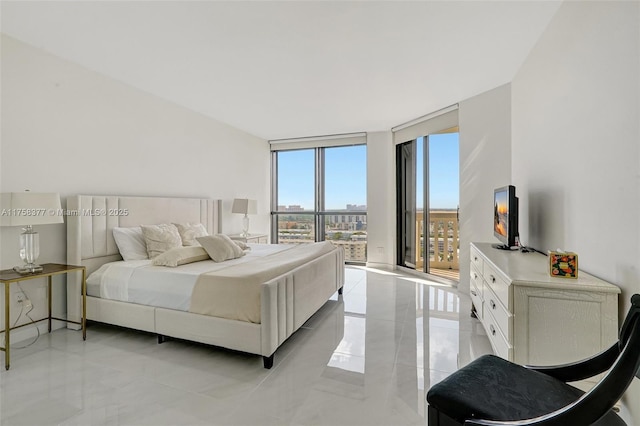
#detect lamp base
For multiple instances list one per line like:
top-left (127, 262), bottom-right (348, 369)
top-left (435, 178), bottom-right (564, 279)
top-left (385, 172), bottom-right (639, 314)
top-left (17, 226), bottom-right (42, 274)
top-left (241, 214), bottom-right (250, 237)
top-left (13, 263), bottom-right (43, 275)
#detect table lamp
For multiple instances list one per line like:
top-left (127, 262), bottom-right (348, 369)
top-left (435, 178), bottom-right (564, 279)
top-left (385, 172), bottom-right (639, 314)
top-left (0, 192), bottom-right (63, 274)
top-left (231, 198), bottom-right (257, 237)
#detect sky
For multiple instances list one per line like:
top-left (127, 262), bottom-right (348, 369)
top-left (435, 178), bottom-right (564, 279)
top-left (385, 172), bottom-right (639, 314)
top-left (417, 133), bottom-right (460, 210)
top-left (277, 134), bottom-right (459, 211)
top-left (277, 145), bottom-right (367, 210)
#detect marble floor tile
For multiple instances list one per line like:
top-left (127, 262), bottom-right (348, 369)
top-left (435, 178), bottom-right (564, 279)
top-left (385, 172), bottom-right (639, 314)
top-left (0, 266), bottom-right (491, 426)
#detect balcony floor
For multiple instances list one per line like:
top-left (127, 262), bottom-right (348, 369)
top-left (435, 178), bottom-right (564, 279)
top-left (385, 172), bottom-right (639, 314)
top-left (430, 267), bottom-right (460, 282)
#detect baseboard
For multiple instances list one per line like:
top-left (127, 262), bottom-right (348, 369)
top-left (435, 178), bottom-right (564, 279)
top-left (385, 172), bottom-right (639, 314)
top-left (2, 319), bottom-right (67, 346)
top-left (364, 262), bottom-right (395, 271)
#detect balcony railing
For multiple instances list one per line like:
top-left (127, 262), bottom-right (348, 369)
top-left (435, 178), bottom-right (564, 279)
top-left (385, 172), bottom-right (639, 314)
top-left (416, 210), bottom-right (459, 275)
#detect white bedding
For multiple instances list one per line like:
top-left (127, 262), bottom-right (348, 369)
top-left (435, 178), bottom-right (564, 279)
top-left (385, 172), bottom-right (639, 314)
top-left (86, 244), bottom-right (296, 312)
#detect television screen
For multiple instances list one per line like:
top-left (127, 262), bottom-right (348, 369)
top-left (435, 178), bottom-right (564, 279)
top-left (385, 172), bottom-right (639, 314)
top-left (493, 185), bottom-right (518, 249)
top-left (494, 189), bottom-right (508, 238)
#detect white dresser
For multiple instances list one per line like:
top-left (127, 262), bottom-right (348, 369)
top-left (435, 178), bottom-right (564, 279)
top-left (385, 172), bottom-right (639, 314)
top-left (470, 242), bottom-right (620, 366)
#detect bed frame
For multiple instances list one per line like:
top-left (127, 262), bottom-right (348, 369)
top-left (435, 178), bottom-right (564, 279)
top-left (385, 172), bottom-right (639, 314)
top-left (66, 195), bottom-right (344, 368)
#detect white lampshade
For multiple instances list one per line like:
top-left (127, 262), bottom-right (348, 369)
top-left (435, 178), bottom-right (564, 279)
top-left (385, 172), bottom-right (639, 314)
top-left (231, 198), bottom-right (257, 215)
top-left (1, 192), bottom-right (63, 226)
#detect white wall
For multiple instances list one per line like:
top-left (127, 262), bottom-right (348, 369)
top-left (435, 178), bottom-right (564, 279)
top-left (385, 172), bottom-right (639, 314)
top-left (0, 35), bottom-right (270, 335)
top-left (458, 84), bottom-right (512, 293)
top-left (365, 131), bottom-right (395, 267)
top-left (511, 1), bottom-right (640, 422)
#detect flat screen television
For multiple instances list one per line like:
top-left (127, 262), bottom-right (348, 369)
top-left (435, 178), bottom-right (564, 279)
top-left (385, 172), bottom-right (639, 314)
top-left (493, 185), bottom-right (519, 250)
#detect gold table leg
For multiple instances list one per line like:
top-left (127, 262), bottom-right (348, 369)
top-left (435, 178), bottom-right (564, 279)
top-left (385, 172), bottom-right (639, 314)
top-left (82, 268), bottom-right (86, 341)
top-left (48, 276), bottom-right (53, 333)
top-left (5, 282), bottom-right (10, 370)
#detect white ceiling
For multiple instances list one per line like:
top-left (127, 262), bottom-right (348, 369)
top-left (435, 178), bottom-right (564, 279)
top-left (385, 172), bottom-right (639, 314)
top-left (1, 1), bottom-right (562, 140)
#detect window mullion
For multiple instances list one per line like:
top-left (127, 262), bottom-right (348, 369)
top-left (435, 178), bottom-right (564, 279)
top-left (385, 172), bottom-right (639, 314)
top-left (270, 152), bottom-right (278, 243)
top-left (316, 147), bottom-right (325, 242)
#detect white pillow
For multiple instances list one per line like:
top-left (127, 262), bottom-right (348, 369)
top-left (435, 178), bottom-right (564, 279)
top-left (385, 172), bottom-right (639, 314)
top-left (112, 227), bottom-right (149, 261)
top-left (233, 240), bottom-right (250, 250)
top-left (173, 222), bottom-right (208, 246)
top-left (196, 234), bottom-right (245, 262)
top-left (152, 246), bottom-right (210, 267)
top-left (141, 224), bottom-right (183, 258)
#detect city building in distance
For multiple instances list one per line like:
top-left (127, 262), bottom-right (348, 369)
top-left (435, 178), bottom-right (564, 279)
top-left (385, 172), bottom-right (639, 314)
top-left (277, 204), bottom-right (367, 262)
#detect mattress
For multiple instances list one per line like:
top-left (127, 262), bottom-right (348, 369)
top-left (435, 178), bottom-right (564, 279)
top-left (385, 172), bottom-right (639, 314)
top-left (86, 243), bottom-right (295, 312)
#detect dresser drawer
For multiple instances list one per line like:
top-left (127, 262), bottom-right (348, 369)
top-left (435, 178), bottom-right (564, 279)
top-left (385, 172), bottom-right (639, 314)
top-left (483, 261), bottom-right (511, 310)
top-left (483, 308), bottom-right (513, 360)
top-left (483, 282), bottom-right (512, 341)
top-left (470, 265), bottom-right (483, 294)
top-left (469, 275), bottom-right (483, 320)
top-left (470, 245), bottom-right (484, 276)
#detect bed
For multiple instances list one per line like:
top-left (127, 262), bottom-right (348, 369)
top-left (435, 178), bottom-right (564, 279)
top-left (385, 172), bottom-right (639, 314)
top-left (66, 195), bottom-right (344, 368)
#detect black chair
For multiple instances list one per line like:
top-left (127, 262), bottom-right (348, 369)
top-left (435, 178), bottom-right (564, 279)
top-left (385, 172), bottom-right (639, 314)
top-left (427, 294), bottom-right (640, 426)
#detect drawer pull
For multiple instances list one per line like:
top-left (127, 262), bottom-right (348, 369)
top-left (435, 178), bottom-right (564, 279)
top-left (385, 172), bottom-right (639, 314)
top-left (474, 256), bottom-right (478, 261)
top-left (490, 299), bottom-right (496, 310)
top-left (471, 290), bottom-right (477, 297)
top-left (490, 324), bottom-right (496, 336)
top-left (474, 273), bottom-right (478, 279)
top-left (490, 275), bottom-right (496, 283)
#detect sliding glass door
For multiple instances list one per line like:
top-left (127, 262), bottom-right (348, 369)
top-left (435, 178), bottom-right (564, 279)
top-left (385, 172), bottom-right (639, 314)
top-left (396, 129), bottom-right (459, 280)
top-left (396, 142), bottom-right (417, 268)
top-left (427, 132), bottom-right (460, 277)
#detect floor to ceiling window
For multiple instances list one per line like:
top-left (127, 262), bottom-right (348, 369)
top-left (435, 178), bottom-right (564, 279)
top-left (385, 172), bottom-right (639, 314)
top-left (270, 134), bottom-right (367, 263)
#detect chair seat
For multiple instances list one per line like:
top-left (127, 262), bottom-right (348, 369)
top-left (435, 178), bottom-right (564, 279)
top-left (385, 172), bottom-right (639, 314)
top-left (427, 354), bottom-right (624, 425)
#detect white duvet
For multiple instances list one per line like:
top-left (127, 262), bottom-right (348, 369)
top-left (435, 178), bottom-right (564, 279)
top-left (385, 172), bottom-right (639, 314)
top-left (86, 244), bottom-right (295, 312)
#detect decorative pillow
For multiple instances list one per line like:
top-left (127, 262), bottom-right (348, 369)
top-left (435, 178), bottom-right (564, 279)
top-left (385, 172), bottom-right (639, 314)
top-left (112, 227), bottom-right (149, 261)
top-left (141, 224), bottom-right (182, 258)
top-left (218, 234), bottom-right (247, 256)
top-left (152, 246), bottom-right (210, 267)
top-left (233, 240), bottom-right (250, 250)
top-left (173, 222), bottom-right (208, 246)
top-left (196, 234), bottom-right (246, 262)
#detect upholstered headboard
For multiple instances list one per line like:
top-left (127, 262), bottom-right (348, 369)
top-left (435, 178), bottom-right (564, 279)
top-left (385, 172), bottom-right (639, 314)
top-left (66, 195), bottom-right (221, 326)
top-left (67, 195), bottom-right (221, 274)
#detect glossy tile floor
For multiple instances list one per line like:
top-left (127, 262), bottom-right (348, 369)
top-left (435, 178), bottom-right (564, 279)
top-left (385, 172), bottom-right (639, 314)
top-left (0, 266), bottom-right (492, 425)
